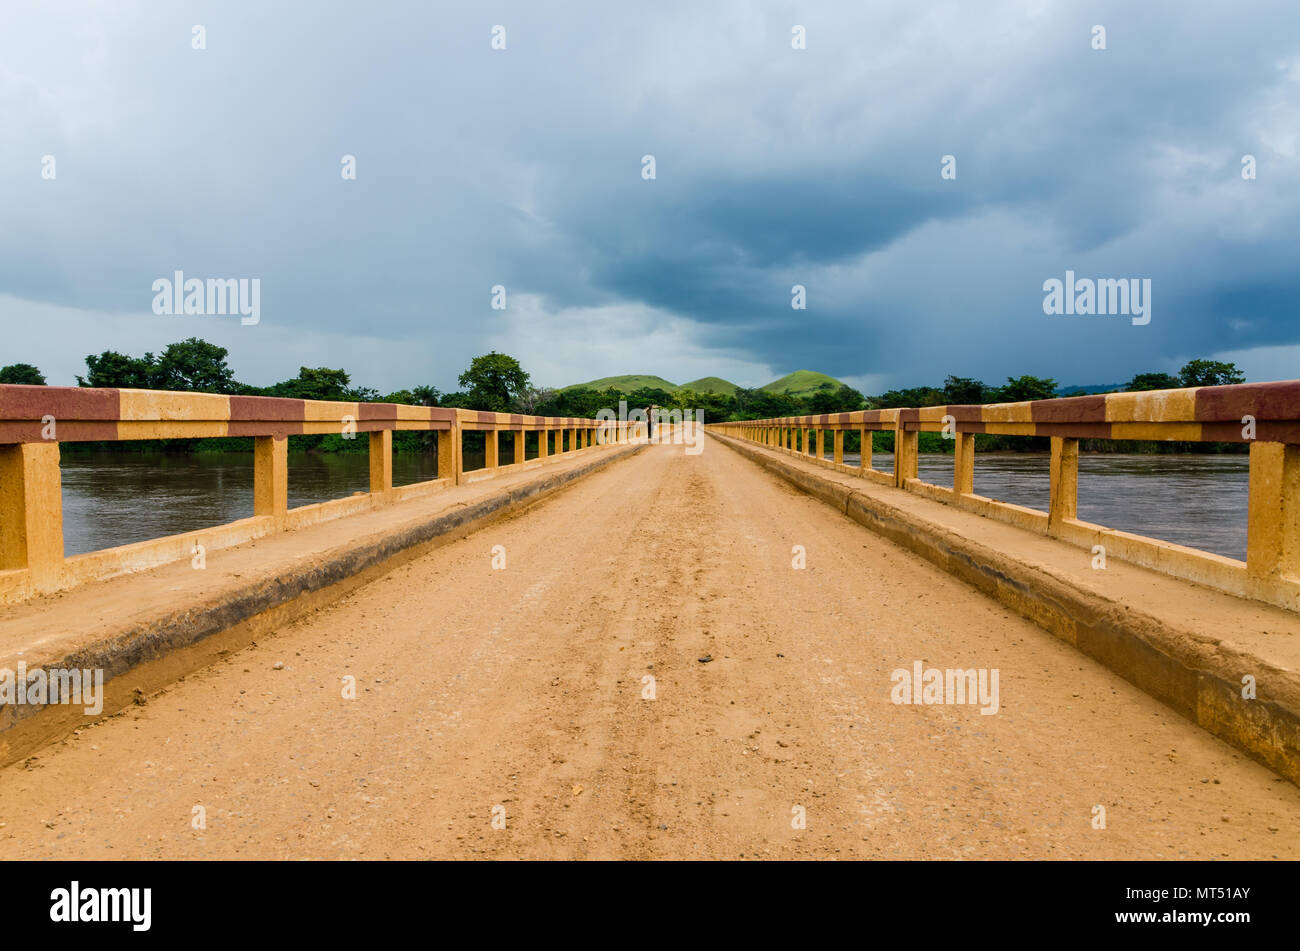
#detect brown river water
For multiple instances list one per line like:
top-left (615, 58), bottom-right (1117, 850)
top-left (57, 450), bottom-right (1250, 561)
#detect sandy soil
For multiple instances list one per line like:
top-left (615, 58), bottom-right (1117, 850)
top-left (1, 439), bottom-right (1296, 858)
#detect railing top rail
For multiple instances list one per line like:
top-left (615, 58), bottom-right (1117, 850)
top-left (0, 385), bottom-right (605, 443)
top-left (713, 379), bottom-right (1300, 443)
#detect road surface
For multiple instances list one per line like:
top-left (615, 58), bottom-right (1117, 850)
top-left (2, 438), bottom-right (1296, 858)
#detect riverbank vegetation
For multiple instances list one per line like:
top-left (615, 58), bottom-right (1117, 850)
top-left (2, 340), bottom-right (1249, 455)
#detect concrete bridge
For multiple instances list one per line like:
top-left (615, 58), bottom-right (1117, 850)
top-left (0, 381), bottom-right (1298, 859)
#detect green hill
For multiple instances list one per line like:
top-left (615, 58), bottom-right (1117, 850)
top-left (559, 369), bottom-right (848, 398)
top-left (678, 376), bottom-right (739, 396)
top-left (759, 370), bottom-right (847, 398)
top-left (560, 374), bottom-right (679, 394)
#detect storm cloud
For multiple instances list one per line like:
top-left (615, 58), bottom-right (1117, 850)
top-left (2, 0), bottom-right (1298, 392)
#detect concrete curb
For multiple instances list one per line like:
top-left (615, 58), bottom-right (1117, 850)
top-left (0, 443), bottom-right (645, 765)
top-left (712, 431), bottom-right (1300, 787)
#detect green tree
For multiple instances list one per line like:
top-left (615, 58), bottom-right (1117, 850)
top-left (78, 350), bottom-right (156, 389)
top-left (942, 375), bottom-right (986, 404)
top-left (410, 385), bottom-right (441, 407)
top-left (0, 363), bottom-right (46, 385)
top-left (1124, 371), bottom-right (1180, 392)
top-left (151, 337), bottom-right (238, 393)
top-left (623, 386), bottom-right (678, 408)
top-left (1178, 359), bottom-right (1245, 388)
top-left (382, 385), bottom-right (441, 407)
top-left (871, 386), bottom-right (945, 409)
top-left (267, 367), bottom-right (355, 401)
top-left (457, 352), bottom-right (531, 412)
top-left (994, 375), bottom-right (1058, 403)
top-left (807, 383), bottom-right (865, 414)
top-left (731, 387), bottom-right (800, 420)
top-left (512, 385), bottom-right (558, 415)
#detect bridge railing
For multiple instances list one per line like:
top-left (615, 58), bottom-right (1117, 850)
top-left (710, 380), bottom-right (1300, 611)
top-left (0, 384), bottom-right (643, 602)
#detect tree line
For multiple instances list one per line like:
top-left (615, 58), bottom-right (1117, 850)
top-left (0, 341), bottom-right (1249, 454)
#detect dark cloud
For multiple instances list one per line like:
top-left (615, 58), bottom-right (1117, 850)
top-left (1, 0), bottom-right (1298, 390)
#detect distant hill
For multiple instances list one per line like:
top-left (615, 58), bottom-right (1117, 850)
top-left (760, 370), bottom-right (848, 398)
top-left (560, 371), bottom-right (1125, 401)
top-left (560, 369), bottom-right (849, 398)
top-left (560, 374), bottom-right (680, 394)
top-left (679, 376), bottom-right (739, 396)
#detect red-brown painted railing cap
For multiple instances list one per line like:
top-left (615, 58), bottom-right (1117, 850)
top-left (0, 384), bottom-right (608, 444)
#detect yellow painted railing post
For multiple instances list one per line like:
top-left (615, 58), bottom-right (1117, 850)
top-left (369, 429), bottom-right (393, 500)
top-left (438, 419), bottom-right (462, 484)
top-left (1048, 436), bottom-right (1078, 529)
top-left (833, 429), bottom-right (844, 465)
top-left (539, 427), bottom-right (550, 459)
top-left (514, 428), bottom-right (525, 464)
top-left (894, 422), bottom-right (918, 486)
top-left (953, 431), bottom-right (975, 495)
top-left (254, 435), bottom-right (289, 525)
top-left (859, 425), bottom-right (872, 471)
top-left (1247, 442), bottom-right (1300, 581)
top-left (0, 442), bottom-right (64, 586)
top-left (485, 429), bottom-right (499, 469)
top-left (816, 429), bottom-right (825, 460)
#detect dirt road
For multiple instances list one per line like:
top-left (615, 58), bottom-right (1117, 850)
top-left (2, 437), bottom-right (1296, 858)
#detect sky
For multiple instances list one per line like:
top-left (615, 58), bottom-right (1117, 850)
top-left (2, 0), bottom-right (1299, 395)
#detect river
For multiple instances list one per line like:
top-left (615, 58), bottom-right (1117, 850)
top-left (56, 449), bottom-right (1250, 561)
